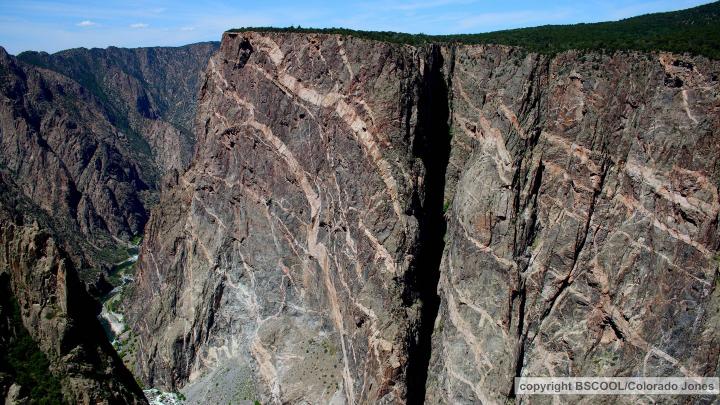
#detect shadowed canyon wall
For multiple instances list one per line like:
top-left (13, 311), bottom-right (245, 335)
top-left (0, 172), bottom-right (147, 403)
top-left (1, 43), bottom-right (218, 272)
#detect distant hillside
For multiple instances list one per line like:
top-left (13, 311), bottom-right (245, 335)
top-left (229, 1), bottom-right (720, 59)
top-left (17, 42), bottom-right (219, 143)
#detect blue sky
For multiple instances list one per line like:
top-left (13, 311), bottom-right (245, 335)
top-left (0, 0), bottom-right (712, 54)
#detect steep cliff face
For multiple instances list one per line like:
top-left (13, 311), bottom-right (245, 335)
top-left (1, 43), bottom-right (217, 271)
top-left (426, 48), bottom-right (720, 404)
top-left (127, 31), bottom-right (435, 404)
top-left (0, 43), bottom-right (218, 403)
top-left (0, 173), bottom-right (146, 404)
top-left (128, 31), bottom-right (720, 404)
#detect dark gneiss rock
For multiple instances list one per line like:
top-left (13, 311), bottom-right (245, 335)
top-left (127, 32), bottom-right (428, 403)
top-left (2, 43), bottom-right (218, 272)
top-left (427, 48), bottom-right (720, 404)
top-left (125, 31), bottom-right (720, 404)
top-left (0, 46), bottom-right (149, 263)
top-left (2, 10), bottom-right (719, 402)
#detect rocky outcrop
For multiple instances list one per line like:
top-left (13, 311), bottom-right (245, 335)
top-left (102, 32), bottom-right (720, 404)
top-left (0, 42), bottom-right (217, 404)
top-left (0, 172), bottom-right (146, 404)
top-left (0, 46), bottom-right (152, 268)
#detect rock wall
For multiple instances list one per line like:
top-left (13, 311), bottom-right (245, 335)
top-left (128, 32), bottom-right (720, 404)
top-left (0, 42), bottom-right (217, 403)
top-left (1, 43), bottom-right (217, 271)
top-left (426, 47), bottom-right (720, 404)
top-left (0, 46), bottom-right (153, 272)
top-left (128, 32), bottom-right (435, 404)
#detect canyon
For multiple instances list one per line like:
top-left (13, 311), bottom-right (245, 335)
top-left (0, 42), bottom-right (217, 403)
top-left (1, 12), bottom-right (719, 405)
top-left (128, 31), bottom-right (719, 404)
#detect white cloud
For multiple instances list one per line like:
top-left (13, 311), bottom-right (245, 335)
top-left (129, 23), bottom-right (149, 29)
top-left (76, 20), bottom-right (96, 27)
top-left (180, 26), bottom-right (195, 31)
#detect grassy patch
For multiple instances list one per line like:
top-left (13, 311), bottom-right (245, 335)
top-left (320, 338), bottom-right (338, 356)
top-left (43, 307), bottom-right (58, 320)
top-left (96, 244), bottom-right (130, 266)
top-left (130, 234), bottom-right (143, 245)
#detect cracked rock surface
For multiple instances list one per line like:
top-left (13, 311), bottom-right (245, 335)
top-left (126, 32), bottom-right (720, 404)
top-left (128, 32), bottom-right (434, 404)
top-left (0, 43), bottom-right (217, 403)
top-left (427, 47), bottom-right (720, 404)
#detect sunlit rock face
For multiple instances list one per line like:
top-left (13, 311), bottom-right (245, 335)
top-left (17, 42), bottom-right (220, 175)
top-left (127, 32), bottom-right (438, 404)
top-left (427, 49), bottom-right (720, 404)
top-left (128, 31), bottom-right (720, 404)
top-left (0, 43), bottom-right (218, 404)
top-left (1, 43), bottom-right (218, 271)
top-left (0, 46), bottom-right (150, 249)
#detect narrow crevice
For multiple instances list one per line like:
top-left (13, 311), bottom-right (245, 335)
top-left (510, 154), bottom-right (611, 397)
top-left (405, 44), bottom-right (452, 405)
top-left (509, 285), bottom-right (527, 399)
top-left (508, 160), bottom-right (541, 397)
top-left (606, 316), bottom-right (626, 341)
